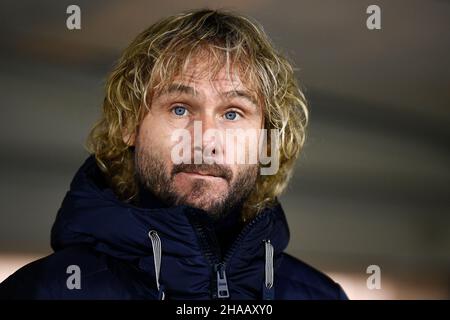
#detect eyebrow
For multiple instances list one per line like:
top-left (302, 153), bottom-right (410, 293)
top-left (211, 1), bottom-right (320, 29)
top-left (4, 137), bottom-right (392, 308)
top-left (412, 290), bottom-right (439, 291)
top-left (159, 83), bottom-right (258, 107)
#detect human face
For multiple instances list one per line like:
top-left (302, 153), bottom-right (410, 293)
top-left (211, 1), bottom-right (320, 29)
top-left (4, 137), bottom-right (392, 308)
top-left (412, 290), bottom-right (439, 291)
top-left (133, 57), bottom-right (263, 217)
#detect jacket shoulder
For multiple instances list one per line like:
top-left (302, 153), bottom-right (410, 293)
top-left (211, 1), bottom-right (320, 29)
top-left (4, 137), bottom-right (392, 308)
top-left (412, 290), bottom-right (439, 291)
top-left (0, 245), bottom-right (143, 299)
top-left (276, 253), bottom-right (348, 300)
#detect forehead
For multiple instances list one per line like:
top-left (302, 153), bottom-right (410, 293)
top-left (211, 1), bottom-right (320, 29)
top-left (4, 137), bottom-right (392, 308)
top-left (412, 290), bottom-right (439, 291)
top-left (153, 51), bottom-right (260, 101)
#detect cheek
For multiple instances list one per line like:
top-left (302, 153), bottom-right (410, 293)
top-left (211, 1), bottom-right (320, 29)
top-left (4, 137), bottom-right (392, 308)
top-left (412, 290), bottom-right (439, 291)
top-left (230, 164), bottom-right (256, 182)
top-left (138, 116), bottom-right (176, 163)
top-left (220, 128), bottom-right (262, 163)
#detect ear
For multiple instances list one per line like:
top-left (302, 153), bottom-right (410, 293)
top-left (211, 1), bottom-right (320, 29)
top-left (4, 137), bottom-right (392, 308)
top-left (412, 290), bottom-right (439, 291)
top-left (122, 128), bottom-right (136, 147)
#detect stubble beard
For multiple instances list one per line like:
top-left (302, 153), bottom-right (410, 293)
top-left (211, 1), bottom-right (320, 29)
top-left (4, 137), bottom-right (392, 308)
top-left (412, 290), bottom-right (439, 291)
top-left (135, 147), bottom-right (258, 219)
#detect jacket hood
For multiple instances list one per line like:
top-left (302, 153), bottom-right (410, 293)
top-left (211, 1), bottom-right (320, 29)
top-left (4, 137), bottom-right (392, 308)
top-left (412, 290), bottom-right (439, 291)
top-left (50, 156), bottom-right (291, 299)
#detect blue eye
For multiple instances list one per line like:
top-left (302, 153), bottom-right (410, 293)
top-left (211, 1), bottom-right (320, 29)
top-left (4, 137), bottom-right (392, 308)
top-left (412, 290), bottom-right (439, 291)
top-left (172, 105), bottom-right (187, 116)
top-left (224, 111), bottom-right (239, 121)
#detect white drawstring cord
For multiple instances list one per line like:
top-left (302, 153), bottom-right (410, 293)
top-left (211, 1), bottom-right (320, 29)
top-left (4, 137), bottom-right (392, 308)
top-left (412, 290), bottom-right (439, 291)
top-left (148, 230), bottom-right (165, 300)
top-left (265, 240), bottom-right (274, 289)
top-left (263, 240), bottom-right (274, 299)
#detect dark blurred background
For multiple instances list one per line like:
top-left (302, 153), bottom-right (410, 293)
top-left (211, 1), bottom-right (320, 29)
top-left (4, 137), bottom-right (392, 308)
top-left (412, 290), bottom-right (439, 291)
top-left (0, 0), bottom-right (449, 299)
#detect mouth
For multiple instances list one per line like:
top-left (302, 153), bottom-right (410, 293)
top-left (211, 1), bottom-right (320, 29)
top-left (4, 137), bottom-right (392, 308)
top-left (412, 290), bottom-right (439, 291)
top-left (177, 171), bottom-right (226, 181)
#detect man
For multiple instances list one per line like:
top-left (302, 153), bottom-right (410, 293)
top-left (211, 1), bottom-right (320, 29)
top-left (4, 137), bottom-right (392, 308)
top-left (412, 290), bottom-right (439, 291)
top-left (0, 9), bottom-right (347, 300)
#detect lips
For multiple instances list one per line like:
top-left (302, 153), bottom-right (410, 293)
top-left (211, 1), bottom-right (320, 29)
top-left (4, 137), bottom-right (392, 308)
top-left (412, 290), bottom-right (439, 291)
top-left (181, 171), bottom-right (222, 178)
top-left (172, 164), bottom-right (232, 182)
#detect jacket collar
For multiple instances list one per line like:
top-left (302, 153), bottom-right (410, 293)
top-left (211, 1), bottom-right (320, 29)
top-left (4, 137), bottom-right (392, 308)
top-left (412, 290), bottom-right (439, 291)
top-left (51, 156), bottom-right (290, 299)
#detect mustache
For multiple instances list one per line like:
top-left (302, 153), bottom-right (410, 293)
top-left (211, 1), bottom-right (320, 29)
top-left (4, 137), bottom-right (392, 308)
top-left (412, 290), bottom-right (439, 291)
top-left (172, 163), bottom-right (233, 182)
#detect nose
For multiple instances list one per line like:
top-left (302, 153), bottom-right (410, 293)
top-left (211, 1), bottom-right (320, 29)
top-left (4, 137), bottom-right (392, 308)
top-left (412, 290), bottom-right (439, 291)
top-left (190, 112), bottom-right (224, 163)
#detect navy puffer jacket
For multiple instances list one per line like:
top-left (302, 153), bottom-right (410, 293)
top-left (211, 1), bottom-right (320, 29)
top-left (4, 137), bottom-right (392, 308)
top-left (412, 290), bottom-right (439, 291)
top-left (0, 157), bottom-right (348, 300)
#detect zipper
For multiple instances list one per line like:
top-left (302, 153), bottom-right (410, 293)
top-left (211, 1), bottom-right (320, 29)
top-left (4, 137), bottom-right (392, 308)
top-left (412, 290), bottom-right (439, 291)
top-left (215, 263), bottom-right (229, 298)
top-left (189, 209), bottom-right (271, 299)
top-left (222, 210), bottom-right (269, 264)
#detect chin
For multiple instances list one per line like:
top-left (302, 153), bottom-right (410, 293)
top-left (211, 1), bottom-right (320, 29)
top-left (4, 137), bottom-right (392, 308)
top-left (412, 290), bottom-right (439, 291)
top-left (186, 195), bottom-right (222, 208)
top-left (181, 194), bottom-right (226, 214)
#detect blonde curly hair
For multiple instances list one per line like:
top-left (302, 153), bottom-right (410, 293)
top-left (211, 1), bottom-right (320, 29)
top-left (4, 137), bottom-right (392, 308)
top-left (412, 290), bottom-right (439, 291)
top-left (86, 8), bottom-right (308, 220)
